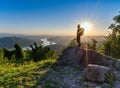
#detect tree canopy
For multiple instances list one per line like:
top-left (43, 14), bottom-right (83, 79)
top-left (102, 12), bottom-right (120, 58)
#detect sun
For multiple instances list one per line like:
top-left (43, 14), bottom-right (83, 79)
top-left (81, 22), bottom-right (92, 32)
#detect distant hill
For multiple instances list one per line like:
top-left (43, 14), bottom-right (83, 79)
top-left (0, 35), bottom-right (106, 54)
top-left (48, 36), bottom-right (74, 45)
top-left (48, 36), bottom-right (106, 46)
top-left (49, 44), bottom-right (64, 54)
top-left (0, 37), bottom-right (34, 48)
top-left (0, 33), bottom-right (27, 38)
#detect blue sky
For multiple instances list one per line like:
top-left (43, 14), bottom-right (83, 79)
top-left (0, 0), bottom-right (120, 36)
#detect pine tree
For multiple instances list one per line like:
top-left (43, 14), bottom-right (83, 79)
top-left (14, 43), bottom-right (24, 58)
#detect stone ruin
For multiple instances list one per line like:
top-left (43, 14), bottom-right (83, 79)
top-left (58, 46), bottom-right (120, 83)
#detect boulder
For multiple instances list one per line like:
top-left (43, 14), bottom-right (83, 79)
top-left (113, 69), bottom-right (120, 80)
top-left (84, 64), bottom-right (113, 82)
top-left (58, 46), bottom-right (115, 67)
top-left (115, 60), bottom-right (120, 70)
top-left (84, 81), bottom-right (97, 87)
top-left (95, 86), bottom-right (102, 88)
top-left (102, 83), bottom-right (111, 88)
top-left (58, 46), bottom-right (86, 67)
top-left (113, 81), bottom-right (120, 88)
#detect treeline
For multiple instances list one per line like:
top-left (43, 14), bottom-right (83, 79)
top-left (1, 42), bottom-right (57, 63)
top-left (99, 12), bottom-right (120, 58)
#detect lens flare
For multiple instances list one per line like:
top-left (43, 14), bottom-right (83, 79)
top-left (81, 22), bottom-right (92, 32)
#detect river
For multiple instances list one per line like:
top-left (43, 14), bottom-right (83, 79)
top-left (23, 38), bottom-right (56, 50)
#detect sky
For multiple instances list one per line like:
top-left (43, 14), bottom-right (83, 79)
top-left (0, 0), bottom-right (120, 36)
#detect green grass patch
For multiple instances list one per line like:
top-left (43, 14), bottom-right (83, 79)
top-left (0, 59), bottom-right (56, 88)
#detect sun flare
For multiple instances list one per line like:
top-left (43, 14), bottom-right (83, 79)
top-left (81, 22), bottom-right (92, 32)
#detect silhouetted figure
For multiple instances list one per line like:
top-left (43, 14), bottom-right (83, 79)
top-left (76, 24), bottom-right (84, 47)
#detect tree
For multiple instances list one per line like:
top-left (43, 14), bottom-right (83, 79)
top-left (103, 38), bottom-right (112, 55)
top-left (69, 38), bottom-right (77, 46)
top-left (92, 39), bottom-right (97, 50)
top-left (86, 42), bottom-right (92, 49)
top-left (29, 42), bottom-right (57, 62)
top-left (102, 12), bottom-right (120, 58)
top-left (109, 13), bottom-right (120, 37)
top-left (14, 43), bottom-right (24, 59)
top-left (3, 48), bottom-right (13, 60)
top-left (29, 42), bottom-right (43, 61)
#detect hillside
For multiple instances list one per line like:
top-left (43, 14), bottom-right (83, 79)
top-left (0, 37), bottom-right (34, 48)
top-left (49, 44), bottom-right (64, 54)
top-left (0, 33), bottom-right (27, 38)
top-left (48, 36), bottom-right (106, 46)
top-left (0, 35), bottom-right (106, 54)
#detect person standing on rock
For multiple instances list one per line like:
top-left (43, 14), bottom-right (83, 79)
top-left (76, 24), bottom-right (84, 47)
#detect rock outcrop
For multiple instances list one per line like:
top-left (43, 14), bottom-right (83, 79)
top-left (115, 60), bottom-right (120, 70)
top-left (38, 46), bottom-right (120, 88)
top-left (58, 46), bottom-right (117, 68)
top-left (85, 64), bottom-right (113, 82)
top-left (37, 46), bottom-right (120, 88)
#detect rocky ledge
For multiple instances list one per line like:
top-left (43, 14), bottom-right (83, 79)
top-left (37, 65), bottom-right (120, 88)
top-left (37, 46), bottom-right (120, 88)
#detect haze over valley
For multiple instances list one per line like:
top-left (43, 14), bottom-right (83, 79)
top-left (0, 33), bottom-right (106, 54)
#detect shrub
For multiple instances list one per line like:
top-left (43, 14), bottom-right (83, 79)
top-left (29, 42), bottom-right (57, 62)
top-left (14, 43), bottom-right (24, 59)
top-left (3, 48), bottom-right (13, 60)
top-left (3, 43), bottom-right (24, 61)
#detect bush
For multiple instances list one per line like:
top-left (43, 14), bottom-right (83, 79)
top-left (3, 43), bottom-right (24, 61)
top-left (29, 42), bottom-right (57, 62)
top-left (3, 48), bottom-right (13, 60)
top-left (14, 43), bottom-right (24, 59)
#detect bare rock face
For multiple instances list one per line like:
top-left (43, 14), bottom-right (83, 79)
top-left (84, 64), bottom-right (113, 82)
top-left (58, 46), bottom-right (86, 67)
top-left (58, 46), bottom-right (116, 67)
top-left (115, 60), bottom-right (120, 70)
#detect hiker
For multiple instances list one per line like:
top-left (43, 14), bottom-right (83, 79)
top-left (76, 24), bottom-right (84, 47)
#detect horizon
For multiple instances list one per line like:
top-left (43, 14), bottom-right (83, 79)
top-left (0, 0), bottom-right (120, 36)
top-left (0, 32), bottom-right (107, 37)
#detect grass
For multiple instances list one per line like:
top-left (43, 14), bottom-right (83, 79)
top-left (0, 59), bottom-right (56, 88)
